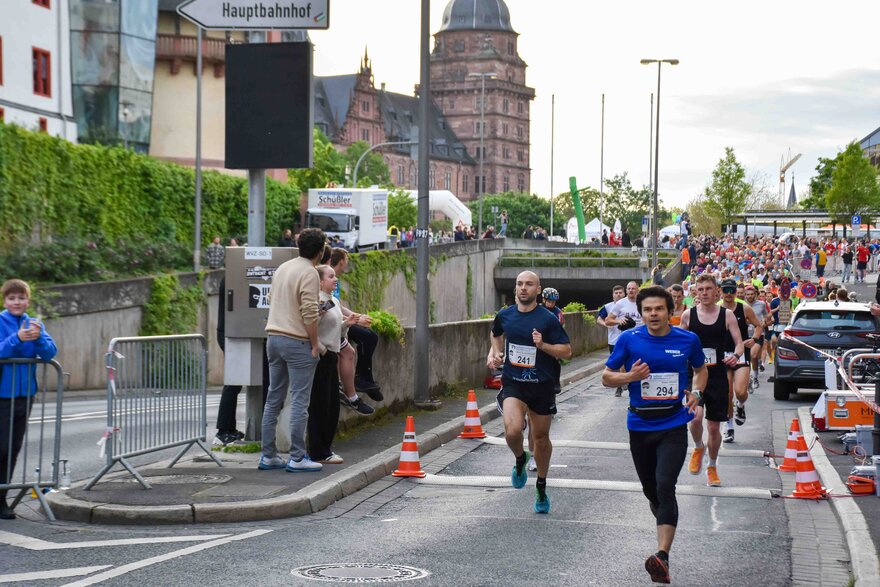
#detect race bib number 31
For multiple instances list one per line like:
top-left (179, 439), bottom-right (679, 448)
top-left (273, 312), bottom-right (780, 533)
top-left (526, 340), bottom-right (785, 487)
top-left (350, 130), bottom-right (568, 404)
top-left (641, 372), bottom-right (679, 400)
top-left (702, 347), bottom-right (717, 366)
top-left (508, 343), bottom-right (537, 368)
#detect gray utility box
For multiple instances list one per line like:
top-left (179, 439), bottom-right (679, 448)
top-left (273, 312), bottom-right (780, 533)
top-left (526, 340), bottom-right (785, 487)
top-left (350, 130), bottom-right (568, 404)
top-left (223, 246), bottom-right (298, 385)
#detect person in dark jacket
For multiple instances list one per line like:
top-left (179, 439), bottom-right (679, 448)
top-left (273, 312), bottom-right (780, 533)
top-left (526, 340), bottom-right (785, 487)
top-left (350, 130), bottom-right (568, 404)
top-left (0, 279), bottom-right (57, 520)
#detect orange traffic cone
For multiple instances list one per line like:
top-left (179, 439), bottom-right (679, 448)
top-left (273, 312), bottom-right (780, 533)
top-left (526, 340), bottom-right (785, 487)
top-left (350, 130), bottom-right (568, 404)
top-left (778, 418), bottom-right (801, 472)
top-left (459, 390), bottom-right (487, 439)
top-left (392, 416), bottom-right (426, 478)
top-left (789, 435), bottom-right (828, 499)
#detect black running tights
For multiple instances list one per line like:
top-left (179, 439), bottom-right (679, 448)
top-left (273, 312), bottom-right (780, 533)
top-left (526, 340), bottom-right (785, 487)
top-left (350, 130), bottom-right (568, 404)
top-left (629, 424), bottom-right (688, 527)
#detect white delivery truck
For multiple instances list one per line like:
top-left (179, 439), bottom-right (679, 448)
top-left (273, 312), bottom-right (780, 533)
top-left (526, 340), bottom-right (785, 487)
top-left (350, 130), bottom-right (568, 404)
top-left (305, 188), bottom-right (389, 250)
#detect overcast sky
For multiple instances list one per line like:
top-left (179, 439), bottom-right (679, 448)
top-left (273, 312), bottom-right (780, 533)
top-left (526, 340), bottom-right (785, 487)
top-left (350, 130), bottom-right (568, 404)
top-left (309, 0), bottom-right (880, 210)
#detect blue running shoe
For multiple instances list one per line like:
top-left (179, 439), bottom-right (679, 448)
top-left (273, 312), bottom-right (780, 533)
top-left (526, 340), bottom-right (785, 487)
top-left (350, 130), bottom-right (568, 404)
top-left (535, 487), bottom-right (550, 514)
top-left (258, 454), bottom-right (286, 470)
top-left (511, 450), bottom-right (530, 489)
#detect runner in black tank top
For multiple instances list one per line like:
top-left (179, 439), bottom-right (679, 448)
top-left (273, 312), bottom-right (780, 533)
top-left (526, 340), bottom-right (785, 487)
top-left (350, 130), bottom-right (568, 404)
top-left (678, 275), bottom-right (744, 487)
top-left (719, 280), bottom-right (763, 442)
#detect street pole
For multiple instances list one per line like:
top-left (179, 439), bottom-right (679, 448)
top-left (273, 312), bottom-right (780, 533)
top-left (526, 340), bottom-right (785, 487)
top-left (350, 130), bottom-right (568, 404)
top-left (193, 25), bottom-right (203, 271)
top-left (478, 74), bottom-right (486, 237)
top-left (550, 93), bottom-right (555, 237)
top-left (652, 64), bottom-right (661, 270)
top-left (414, 0), bottom-right (434, 407)
top-left (649, 93), bottom-right (653, 194)
top-left (600, 93), bottom-right (605, 243)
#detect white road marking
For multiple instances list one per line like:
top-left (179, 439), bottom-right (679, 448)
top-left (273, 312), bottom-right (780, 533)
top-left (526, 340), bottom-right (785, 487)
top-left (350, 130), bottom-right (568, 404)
top-left (28, 400), bottom-right (221, 424)
top-left (0, 566), bottom-right (112, 584)
top-left (710, 497), bottom-right (723, 532)
top-left (0, 530), bottom-right (230, 550)
top-left (60, 529), bottom-right (272, 587)
top-left (414, 474), bottom-right (776, 499)
top-left (476, 435), bottom-right (767, 457)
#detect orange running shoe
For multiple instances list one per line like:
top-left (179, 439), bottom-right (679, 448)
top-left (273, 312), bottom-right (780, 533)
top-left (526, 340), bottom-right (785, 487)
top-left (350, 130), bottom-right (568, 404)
top-left (688, 447), bottom-right (705, 475)
top-left (707, 466), bottom-right (721, 487)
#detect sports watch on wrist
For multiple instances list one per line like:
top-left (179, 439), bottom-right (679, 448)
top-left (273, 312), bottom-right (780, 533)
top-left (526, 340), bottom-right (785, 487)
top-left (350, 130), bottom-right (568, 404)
top-left (690, 389), bottom-right (703, 401)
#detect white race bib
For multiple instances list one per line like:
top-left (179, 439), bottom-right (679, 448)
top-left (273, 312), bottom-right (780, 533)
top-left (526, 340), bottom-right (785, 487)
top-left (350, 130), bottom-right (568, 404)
top-left (702, 347), bottom-right (717, 366)
top-left (641, 373), bottom-right (679, 400)
top-left (508, 343), bottom-right (537, 368)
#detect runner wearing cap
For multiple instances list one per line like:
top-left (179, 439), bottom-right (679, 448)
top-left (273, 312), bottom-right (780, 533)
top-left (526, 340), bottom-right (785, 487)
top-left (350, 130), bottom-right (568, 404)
top-left (603, 285), bottom-right (705, 584)
top-left (744, 285), bottom-right (768, 388)
top-left (679, 274), bottom-right (744, 486)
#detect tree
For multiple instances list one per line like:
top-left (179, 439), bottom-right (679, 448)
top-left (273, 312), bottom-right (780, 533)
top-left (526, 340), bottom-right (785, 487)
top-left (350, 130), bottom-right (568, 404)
top-left (746, 169), bottom-right (782, 210)
top-left (569, 173), bottom-right (652, 235)
top-left (387, 189), bottom-right (416, 229)
top-left (704, 147), bottom-right (750, 228)
top-left (287, 128), bottom-right (346, 193)
top-left (825, 142), bottom-right (880, 224)
top-left (345, 141), bottom-right (391, 187)
top-left (804, 151), bottom-right (844, 210)
top-left (466, 192), bottom-right (550, 236)
top-left (686, 196), bottom-right (722, 235)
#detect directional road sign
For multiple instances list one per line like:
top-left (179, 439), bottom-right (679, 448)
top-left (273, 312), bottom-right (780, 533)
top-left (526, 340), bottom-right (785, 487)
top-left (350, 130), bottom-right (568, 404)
top-left (178, 0), bottom-right (329, 30)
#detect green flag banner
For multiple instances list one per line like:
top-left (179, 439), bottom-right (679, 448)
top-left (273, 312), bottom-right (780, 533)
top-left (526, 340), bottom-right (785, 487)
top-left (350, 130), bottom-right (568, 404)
top-left (569, 176), bottom-right (586, 243)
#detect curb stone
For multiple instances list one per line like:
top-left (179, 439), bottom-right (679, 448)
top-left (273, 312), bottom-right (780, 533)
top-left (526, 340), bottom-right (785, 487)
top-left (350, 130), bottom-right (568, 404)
top-left (798, 406), bottom-right (880, 586)
top-left (46, 358), bottom-right (608, 525)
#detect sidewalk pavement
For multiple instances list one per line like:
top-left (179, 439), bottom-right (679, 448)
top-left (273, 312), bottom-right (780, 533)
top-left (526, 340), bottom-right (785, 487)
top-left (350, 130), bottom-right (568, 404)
top-left (45, 349), bottom-right (612, 525)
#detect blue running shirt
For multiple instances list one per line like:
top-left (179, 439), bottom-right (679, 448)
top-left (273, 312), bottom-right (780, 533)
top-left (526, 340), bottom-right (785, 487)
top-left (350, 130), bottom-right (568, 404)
top-left (492, 305), bottom-right (570, 384)
top-left (606, 325), bottom-right (704, 431)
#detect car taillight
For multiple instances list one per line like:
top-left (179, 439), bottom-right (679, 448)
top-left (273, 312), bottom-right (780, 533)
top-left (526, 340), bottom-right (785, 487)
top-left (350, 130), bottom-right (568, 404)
top-left (783, 328), bottom-right (813, 337)
top-left (856, 332), bottom-right (880, 338)
top-left (777, 347), bottom-right (799, 360)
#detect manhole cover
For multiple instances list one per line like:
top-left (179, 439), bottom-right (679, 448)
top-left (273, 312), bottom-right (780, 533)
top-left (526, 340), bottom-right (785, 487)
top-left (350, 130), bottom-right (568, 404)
top-left (106, 474), bottom-right (232, 485)
top-left (291, 563), bottom-right (430, 583)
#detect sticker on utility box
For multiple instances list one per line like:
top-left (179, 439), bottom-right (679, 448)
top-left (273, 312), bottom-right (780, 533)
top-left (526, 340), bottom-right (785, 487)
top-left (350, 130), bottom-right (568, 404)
top-left (246, 266), bottom-right (276, 280)
top-left (249, 284), bottom-right (272, 308)
top-left (245, 247), bottom-right (273, 260)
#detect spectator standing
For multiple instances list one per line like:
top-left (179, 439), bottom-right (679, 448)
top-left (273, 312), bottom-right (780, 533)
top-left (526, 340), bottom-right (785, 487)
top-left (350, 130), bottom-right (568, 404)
top-left (0, 279), bottom-right (57, 519)
top-left (259, 228), bottom-right (326, 473)
top-left (622, 228), bottom-right (632, 247)
top-left (601, 230), bottom-right (609, 245)
top-left (499, 210), bottom-right (509, 237)
top-left (523, 225), bottom-right (534, 239)
top-left (857, 240), bottom-right (870, 284)
top-left (278, 229), bottom-right (295, 247)
top-left (205, 236), bottom-right (225, 269)
top-left (841, 244), bottom-right (853, 284)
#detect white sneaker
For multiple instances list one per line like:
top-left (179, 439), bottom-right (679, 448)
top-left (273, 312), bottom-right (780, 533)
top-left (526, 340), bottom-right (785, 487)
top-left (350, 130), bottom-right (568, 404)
top-left (317, 453), bottom-right (344, 464)
top-left (258, 454), bottom-right (287, 470)
top-left (527, 456), bottom-right (537, 471)
top-left (286, 456), bottom-right (323, 472)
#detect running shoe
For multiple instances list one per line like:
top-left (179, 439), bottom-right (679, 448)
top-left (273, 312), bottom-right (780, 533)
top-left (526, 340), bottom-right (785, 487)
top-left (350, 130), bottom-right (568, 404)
top-left (759, 363), bottom-right (765, 372)
top-left (258, 454), bottom-right (287, 470)
top-left (645, 554), bottom-right (670, 584)
top-left (316, 453), bottom-right (344, 464)
top-left (339, 392), bottom-right (375, 415)
top-left (614, 386), bottom-right (623, 397)
top-left (734, 400), bottom-right (746, 425)
top-left (688, 447), bottom-right (705, 475)
top-left (511, 450), bottom-right (530, 489)
top-left (286, 455), bottom-right (323, 472)
top-left (723, 428), bottom-right (735, 443)
top-left (534, 487), bottom-right (550, 514)
top-left (527, 456), bottom-right (537, 471)
top-left (706, 466), bottom-right (721, 487)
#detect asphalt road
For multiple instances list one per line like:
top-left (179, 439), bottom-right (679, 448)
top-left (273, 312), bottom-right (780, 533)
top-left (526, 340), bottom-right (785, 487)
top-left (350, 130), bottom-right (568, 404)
top-left (1, 365), bottom-right (833, 587)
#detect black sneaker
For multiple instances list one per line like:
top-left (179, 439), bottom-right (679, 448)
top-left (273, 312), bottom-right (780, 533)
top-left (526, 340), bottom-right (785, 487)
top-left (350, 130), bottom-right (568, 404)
top-left (232, 430), bottom-right (245, 441)
top-left (723, 428), bottom-right (735, 443)
top-left (0, 500), bottom-right (15, 520)
top-left (355, 379), bottom-right (384, 402)
top-left (759, 363), bottom-right (765, 372)
top-left (645, 553), bottom-right (670, 584)
top-left (614, 387), bottom-right (624, 397)
top-left (339, 392), bottom-right (375, 415)
top-left (734, 401), bottom-right (746, 426)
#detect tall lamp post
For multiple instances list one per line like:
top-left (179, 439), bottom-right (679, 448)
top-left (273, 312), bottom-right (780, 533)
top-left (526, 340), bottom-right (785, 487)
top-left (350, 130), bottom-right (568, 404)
top-left (469, 72), bottom-right (496, 237)
top-left (640, 58), bottom-right (679, 270)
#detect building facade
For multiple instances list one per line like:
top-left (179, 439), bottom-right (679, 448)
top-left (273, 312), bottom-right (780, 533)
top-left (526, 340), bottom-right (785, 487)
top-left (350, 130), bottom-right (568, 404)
top-left (0, 0), bottom-right (77, 139)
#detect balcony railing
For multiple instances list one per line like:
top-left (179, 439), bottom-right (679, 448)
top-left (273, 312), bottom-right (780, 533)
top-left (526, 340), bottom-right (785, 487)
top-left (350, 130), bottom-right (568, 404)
top-left (156, 34), bottom-right (227, 63)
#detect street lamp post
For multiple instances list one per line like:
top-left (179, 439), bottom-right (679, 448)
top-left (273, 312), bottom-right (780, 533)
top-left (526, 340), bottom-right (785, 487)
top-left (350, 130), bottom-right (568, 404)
top-left (469, 72), bottom-right (496, 237)
top-left (352, 140), bottom-right (417, 187)
top-left (640, 58), bottom-right (679, 270)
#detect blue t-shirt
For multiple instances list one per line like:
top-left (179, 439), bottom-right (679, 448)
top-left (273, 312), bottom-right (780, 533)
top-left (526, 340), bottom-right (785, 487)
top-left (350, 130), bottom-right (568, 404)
top-left (492, 305), bottom-right (570, 385)
top-left (606, 325), bottom-right (703, 432)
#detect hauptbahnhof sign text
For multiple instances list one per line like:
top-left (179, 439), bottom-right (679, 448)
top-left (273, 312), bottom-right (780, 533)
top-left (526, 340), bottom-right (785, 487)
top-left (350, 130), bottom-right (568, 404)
top-left (178, 0), bottom-right (329, 30)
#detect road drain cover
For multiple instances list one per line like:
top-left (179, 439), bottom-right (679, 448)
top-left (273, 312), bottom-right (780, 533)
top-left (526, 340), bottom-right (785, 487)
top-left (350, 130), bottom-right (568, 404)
top-left (291, 563), bottom-right (429, 583)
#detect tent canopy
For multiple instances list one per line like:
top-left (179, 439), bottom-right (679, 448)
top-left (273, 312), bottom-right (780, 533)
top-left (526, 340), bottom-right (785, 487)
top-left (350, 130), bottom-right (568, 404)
top-left (659, 224), bottom-right (681, 237)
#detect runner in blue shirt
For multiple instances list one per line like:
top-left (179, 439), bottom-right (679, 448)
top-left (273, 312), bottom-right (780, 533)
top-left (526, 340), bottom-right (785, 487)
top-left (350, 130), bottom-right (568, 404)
top-left (602, 286), bottom-right (706, 584)
top-left (488, 271), bottom-right (571, 514)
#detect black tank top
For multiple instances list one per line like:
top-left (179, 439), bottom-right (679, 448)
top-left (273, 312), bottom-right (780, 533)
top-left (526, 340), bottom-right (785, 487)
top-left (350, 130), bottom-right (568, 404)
top-left (728, 303), bottom-right (747, 351)
top-left (688, 306), bottom-right (727, 373)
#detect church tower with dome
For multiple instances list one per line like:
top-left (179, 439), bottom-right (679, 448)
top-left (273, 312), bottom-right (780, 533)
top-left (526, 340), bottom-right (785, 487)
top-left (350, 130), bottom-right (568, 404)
top-left (431, 0), bottom-right (535, 198)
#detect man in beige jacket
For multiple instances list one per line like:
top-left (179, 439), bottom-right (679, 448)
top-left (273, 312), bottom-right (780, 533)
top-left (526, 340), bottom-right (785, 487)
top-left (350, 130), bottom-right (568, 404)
top-left (259, 228), bottom-right (327, 472)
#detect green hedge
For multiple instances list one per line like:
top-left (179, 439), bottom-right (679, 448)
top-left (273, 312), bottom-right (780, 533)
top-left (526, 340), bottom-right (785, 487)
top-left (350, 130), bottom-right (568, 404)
top-left (0, 122), bottom-right (300, 263)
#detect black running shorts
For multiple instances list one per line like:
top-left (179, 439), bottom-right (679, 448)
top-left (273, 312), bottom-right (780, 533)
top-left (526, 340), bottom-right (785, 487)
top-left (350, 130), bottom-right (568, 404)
top-left (497, 379), bottom-right (557, 416)
top-left (703, 369), bottom-right (730, 422)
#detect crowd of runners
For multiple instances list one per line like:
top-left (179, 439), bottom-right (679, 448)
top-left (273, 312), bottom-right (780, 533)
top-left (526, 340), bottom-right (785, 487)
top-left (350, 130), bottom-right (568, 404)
top-left (486, 231), bottom-right (880, 583)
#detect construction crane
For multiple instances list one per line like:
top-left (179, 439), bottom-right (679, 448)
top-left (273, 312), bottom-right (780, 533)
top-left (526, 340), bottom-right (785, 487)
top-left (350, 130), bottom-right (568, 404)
top-left (780, 150), bottom-right (802, 207)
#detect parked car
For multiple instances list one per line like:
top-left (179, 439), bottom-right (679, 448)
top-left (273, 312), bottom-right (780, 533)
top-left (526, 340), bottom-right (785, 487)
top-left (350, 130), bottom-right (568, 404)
top-left (773, 300), bottom-right (880, 400)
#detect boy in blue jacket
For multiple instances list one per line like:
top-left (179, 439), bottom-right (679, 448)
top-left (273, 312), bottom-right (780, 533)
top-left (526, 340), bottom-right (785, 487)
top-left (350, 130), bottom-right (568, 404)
top-left (0, 279), bottom-right (57, 520)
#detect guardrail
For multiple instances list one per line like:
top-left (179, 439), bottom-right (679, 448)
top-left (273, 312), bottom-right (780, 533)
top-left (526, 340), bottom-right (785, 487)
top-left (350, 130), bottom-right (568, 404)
top-left (1, 358), bottom-right (64, 521)
top-left (498, 247), bottom-right (678, 269)
top-left (84, 335), bottom-right (221, 490)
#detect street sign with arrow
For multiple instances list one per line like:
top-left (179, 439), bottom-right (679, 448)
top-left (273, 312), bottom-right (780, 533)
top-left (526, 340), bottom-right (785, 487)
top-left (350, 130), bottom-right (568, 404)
top-left (177, 0), bottom-right (329, 30)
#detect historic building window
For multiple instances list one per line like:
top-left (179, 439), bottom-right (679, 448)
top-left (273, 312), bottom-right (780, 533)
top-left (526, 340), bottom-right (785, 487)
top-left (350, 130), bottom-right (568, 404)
top-left (453, 40), bottom-right (465, 52)
top-left (474, 146), bottom-right (484, 159)
top-left (429, 167), bottom-right (436, 187)
top-left (398, 165), bottom-right (405, 185)
top-left (517, 149), bottom-right (524, 162)
top-left (503, 175), bottom-right (510, 191)
top-left (462, 173), bottom-right (469, 193)
top-left (502, 146), bottom-right (510, 159)
top-left (502, 123), bottom-right (508, 135)
top-left (38, 117), bottom-right (48, 132)
top-left (518, 101), bottom-right (524, 114)
top-left (449, 99), bottom-right (455, 110)
top-left (362, 100), bottom-right (370, 113)
top-left (507, 40), bottom-right (514, 55)
top-left (517, 126), bottom-right (523, 139)
top-left (361, 128), bottom-right (370, 142)
top-left (444, 171), bottom-right (452, 190)
top-left (517, 174), bottom-right (525, 193)
top-left (503, 99), bottom-right (509, 113)
top-left (32, 48), bottom-right (51, 97)
top-left (474, 121), bottom-right (485, 134)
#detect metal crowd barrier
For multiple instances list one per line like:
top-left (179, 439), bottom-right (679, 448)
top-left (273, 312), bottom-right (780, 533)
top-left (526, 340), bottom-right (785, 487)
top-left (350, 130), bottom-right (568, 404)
top-left (84, 335), bottom-right (221, 490)
top-left (842, 348), bottom-right (880, 392)
top-left (1, 359), bottom-right (64, 521)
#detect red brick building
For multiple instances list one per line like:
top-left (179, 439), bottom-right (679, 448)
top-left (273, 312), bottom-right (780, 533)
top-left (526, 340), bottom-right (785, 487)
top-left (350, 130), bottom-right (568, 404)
top-left (316, 0), bottom-right (534, 200)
